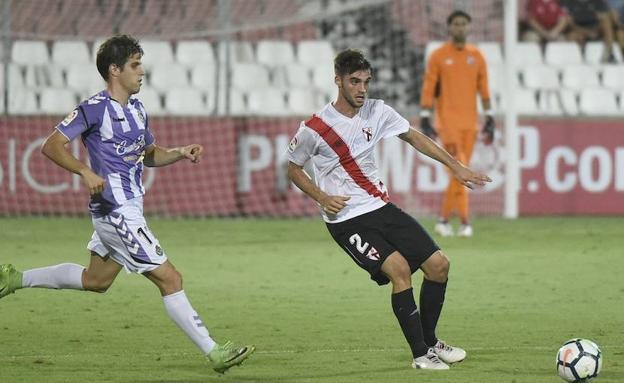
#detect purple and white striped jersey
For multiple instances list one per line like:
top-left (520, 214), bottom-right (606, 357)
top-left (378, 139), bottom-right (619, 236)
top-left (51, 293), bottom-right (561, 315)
top-left (56, 90), bottom-right (155, 217)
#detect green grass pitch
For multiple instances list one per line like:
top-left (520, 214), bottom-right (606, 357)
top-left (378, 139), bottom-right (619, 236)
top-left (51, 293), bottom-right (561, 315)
top-left (1, 216), bottom-right (622, 383)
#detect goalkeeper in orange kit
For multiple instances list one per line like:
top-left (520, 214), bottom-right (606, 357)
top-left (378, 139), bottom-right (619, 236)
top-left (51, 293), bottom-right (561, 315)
top-left (419, 10), bottom-right (495, 237)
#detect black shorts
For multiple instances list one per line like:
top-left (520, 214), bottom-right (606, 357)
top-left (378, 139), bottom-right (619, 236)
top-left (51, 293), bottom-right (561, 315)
top-left (326, 203), bottom-right (440, 286)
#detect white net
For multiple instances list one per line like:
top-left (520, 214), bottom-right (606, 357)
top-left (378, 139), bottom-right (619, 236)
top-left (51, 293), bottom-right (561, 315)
top-left (0, 0), bottom-right (509, 217)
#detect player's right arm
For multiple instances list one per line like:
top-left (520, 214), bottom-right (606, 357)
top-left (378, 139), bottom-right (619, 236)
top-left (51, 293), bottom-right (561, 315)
top-left (41, 108), bottom-right (105, 196)
top-left (286, 162), bottom-right (349, 215)
top-left (419, 49), bottom-right (441, 139)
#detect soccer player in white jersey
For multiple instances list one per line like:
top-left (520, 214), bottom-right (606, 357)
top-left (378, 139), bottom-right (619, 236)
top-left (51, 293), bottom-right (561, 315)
top-left (287, 49), bottom-right (491, 370)
top-left (0, 35), bottom-right (254, 374)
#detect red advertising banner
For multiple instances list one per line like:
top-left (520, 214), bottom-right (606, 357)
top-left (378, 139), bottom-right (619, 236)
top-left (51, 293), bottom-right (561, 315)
top-left (0, 116), bottom-right (622, 216)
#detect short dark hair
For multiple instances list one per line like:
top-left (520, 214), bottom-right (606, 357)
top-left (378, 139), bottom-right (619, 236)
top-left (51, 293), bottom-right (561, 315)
top-left (447, 10), bottom-right (471, 25)
top-left (96, 35), bottom-right (143, 81)
top-left (334, 49), bottom-right (372, 77)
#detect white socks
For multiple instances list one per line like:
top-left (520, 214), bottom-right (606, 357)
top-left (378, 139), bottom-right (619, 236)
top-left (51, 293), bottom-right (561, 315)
top-left (163, 290), bottom-right (216, 354)
top-left (22, 263), bottom-right (84, 289)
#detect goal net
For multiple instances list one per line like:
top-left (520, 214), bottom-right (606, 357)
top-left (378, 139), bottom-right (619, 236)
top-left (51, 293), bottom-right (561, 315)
top-left (0, 0), bottom-right (512, 217)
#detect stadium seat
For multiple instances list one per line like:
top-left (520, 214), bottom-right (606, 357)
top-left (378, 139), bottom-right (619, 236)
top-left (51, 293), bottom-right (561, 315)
top-left (39, 88), bottom-right (78, 115)
top-left (92, 38), bottom-right (106, 61)
top-left (256, 40), bottom-right (296, 69)
top-left (231, 63), bottom-right (270, 90)
top-left (190, 65), bottom-right (217, 90)
top-left (521, 65), bottom-right (560, 90)
top-left (516, 42), bottom-right (543, 66)
top-left (538, 90), bottom-right (564, 116)
top-left (7, 88), bottom-right (39, 115)
top-left (227, 88), bottom-right (248, 116)
top-left (217, 41), bottom-right (255, 64)
top-left (600, 65), bottom-right (624, 91)
top-left (544, 42), bottom-right (583, 66)
top-left (559, 89), bottom-right (579, 116)
top-left (11, 40), bottom-right (49, 65)
top-left (149, 63), bottom-right (189, 92)
top-left (247, 88), bottom-right (288, 116)
top-left (66, 64), bottom-right (105, 94)
top-left (164, 88), bottom-right (209, 116)
top-left (584, 42), bottom-right (623, 65)
top-left (579, 88), bottom-right (620, 116)
top-left (477, 42), bottom-right (504, 66)
top-left (273, 63), bottom-right (312, 89)
top-left (22, 65), bottom-right (64, 90)
top-left (312, 64), bottom-right (336, 95)
top-left (51, 41), bottom-right (91, 67)
top-left (139, 40), bottom-right (175, 68)
top-left (297, 40), bottom-right (335, 67)
top-left (287, 89), bottom-right (318, 115)
top-left (176, 40), bottom-right (215, 67)
top-left (137, 86), bottom-right (166, 116)
top-left (515, 88), bottom-right (540, 115)
top-left (561, 65), bottom-right (600, 90)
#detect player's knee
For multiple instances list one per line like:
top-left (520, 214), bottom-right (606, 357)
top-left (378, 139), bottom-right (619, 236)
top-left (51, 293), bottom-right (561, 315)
top-left (424, 253), bottom-right (450, 282)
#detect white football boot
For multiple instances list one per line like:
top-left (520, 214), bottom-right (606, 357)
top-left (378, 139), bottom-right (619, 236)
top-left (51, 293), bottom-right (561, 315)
top-left (433, 340), bottom-right (466, 364)
top-left (434, 222), bottom-right (454, 237)
top-left (412, 348), bottom-right (450, 370)
top-left (457, 224), bottom-right (473, 237)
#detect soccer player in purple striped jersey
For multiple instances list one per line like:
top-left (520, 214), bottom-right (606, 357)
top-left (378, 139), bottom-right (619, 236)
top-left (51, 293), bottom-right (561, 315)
top-left (0, 35), bottom-right (254, 374)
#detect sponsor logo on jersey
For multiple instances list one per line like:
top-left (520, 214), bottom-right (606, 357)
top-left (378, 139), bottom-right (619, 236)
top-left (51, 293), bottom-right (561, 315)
top-left (467, 56), bottom-right (475, 65)
top-left (115, 134), bottom-right (146, 156)
top-left (288, 136), bottom-right (298, 152)
top-left (362, 127), bottom-right (373, 142)
top-left (61, 110), bottom-right (78, 126)
top-left (445, 58), bottom-right (453, 65)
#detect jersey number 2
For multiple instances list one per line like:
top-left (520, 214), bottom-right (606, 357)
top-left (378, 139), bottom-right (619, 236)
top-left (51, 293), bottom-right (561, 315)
top-left (349, 233), bottom-right (370, 254)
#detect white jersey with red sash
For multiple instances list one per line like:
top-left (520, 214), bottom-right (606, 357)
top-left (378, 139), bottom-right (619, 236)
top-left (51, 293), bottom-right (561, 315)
top-left (287, 99), bottom-right (410, 223)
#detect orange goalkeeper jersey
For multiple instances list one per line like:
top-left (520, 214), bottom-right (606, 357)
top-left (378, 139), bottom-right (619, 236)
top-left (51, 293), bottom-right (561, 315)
top-left (420, 41), bottom-right (490, 131)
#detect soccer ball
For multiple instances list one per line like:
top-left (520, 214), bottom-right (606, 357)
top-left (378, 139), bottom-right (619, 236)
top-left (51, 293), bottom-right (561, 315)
top-left (556, 338), bottom-right (602, 382)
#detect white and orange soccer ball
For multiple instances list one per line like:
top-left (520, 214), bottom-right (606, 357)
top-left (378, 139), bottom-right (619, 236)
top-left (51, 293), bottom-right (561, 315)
top-left (556, 338), bottom-right (602, 382)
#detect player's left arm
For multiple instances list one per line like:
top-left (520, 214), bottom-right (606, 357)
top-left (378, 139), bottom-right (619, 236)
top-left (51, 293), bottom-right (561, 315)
top-left (143, 144), bottom-right (203, 167)
top-left (478, 53), bottom-right (495, 145)
top-left (399, 127), bottom-right (491, 189)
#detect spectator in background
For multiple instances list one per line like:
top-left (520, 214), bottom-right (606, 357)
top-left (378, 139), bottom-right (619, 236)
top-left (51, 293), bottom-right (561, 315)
top-left (523, 0), bottom-right (570, 45)
top-left (561, 0), bottom-right (617, 62)
top-left (607, 0), bottom-right (624, 54)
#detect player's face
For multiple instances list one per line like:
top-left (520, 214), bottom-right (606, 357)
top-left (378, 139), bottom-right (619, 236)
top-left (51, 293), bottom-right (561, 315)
top-left (449, 16), bottom-right (470, 43)
top-left (337, 70), bottom-right (371, 109)
top-left (118, 53), bottom-right (145, 95)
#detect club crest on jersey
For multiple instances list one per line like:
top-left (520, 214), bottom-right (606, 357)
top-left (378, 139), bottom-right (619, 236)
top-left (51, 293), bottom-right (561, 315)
top-left (155, 245), bottom-right (163, 256)
top-left (467, 56), bottom-right (475, 65)
top-left (362, 127), bottom-right (373, 142)
top-left (365, 247), bottom-right (380, 261)
top-left (288, 136), bottom-right (298, 152)
top-left (61, 110), bottom-right (78, 126)
top-left (136, 111), bottom-right (146, 126)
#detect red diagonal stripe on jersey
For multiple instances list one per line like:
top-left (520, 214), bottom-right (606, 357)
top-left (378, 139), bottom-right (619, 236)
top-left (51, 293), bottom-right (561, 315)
top-left (305, 115), bottom-right (389, 202)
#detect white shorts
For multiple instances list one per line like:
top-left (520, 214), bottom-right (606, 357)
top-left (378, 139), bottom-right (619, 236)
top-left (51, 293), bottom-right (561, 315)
top-left (87, 198), bottom-right (167, 274)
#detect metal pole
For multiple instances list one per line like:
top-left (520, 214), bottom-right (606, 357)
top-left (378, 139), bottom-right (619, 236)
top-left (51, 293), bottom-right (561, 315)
top-left (504, 0), bottom-right (519, 218)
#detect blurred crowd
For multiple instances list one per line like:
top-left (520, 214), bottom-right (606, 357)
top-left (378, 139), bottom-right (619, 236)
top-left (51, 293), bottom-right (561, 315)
top-left (522, 0), bottom-right (624, 62)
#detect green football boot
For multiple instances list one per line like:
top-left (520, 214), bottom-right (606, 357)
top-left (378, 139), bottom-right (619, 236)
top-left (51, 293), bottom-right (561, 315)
top-left (0, 264), bottom-right (22, 299)
top-left (207, 340), bottom-right (255, 374)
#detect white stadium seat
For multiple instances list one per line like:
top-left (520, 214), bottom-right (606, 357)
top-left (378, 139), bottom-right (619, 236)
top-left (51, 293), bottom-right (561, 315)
top-left (297, 40), bottom-right (335, 67)
top-left (561, 65), bottom-right (600, 90)
top-left (227, 88), bottom-right (248, 116)
top-left (66, 64), bottom-right (105, 93)
top-left (584, 42), bottom-right (623, 65)
top-left (217, 41), bottom-right (255, 64)
top-left (39, 88), bottom-right (77, 115)
top-left (8, 88), bottom-right (39, 115)
top-left (477, 42), bottom-right (504, 65)
top-left (600, 65), bottom-right (624, 91)
top-left (149, 63), bottom-right (189, 92)
top-left (272, 63), bottom-right (312, 89)
top-left (287, 89), bottom-right (317, 115)
top-left (190, 65), bottom-right (217, 90)
top-left (247, 88), bottom-right (287, 116)
top-left (137, 86), bottom-right (165, 116)
top-left (11, 40), bottom-right (49, 65)
top-left (164, 88), bottom-right (209, 116)
top-left (139, 40), bottom-right (175, 68)
top-left (559, 89), bottom-right (579, 116)
top-left (231, 63), bottom-right (270, 90)
top-left (516, 42), bottom-right (543, 66)
top-left (515, 88), bottom-right (540, 115)
top-left (51, 41), bottom-right (91, 67)
top-left (176, 40), bottom-right (215, 67)
top-left (545, 42), bottom-right (583, 66)
top-left (256, 40), bottom-right (296, 68)
top-left (538, 90), bottom-right (564, 116)
top-left (312, 64), bottom-right (336, 95)
top-left (521, 65), bottom-right (560, 90)
top-left (579, 88), bottom-right (620, 116)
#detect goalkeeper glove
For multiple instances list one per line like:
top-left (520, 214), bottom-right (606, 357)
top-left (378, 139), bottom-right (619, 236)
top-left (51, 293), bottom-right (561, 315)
top-left (482, 115), bottom-right (495, 145)
top-left (419, 110), bottom-right (437, 140)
